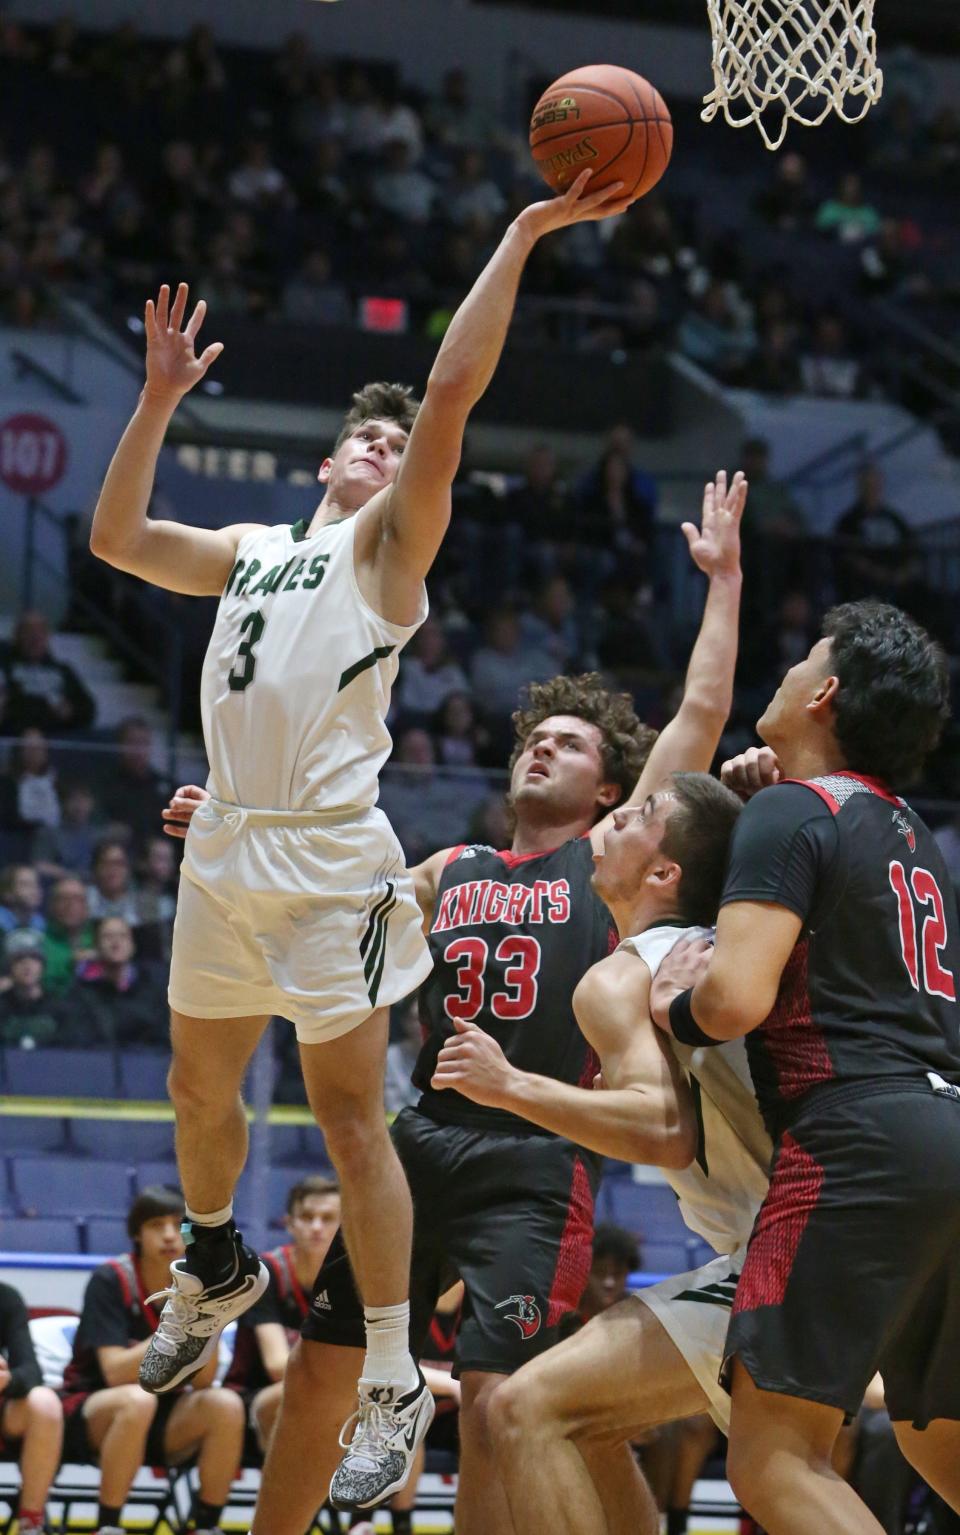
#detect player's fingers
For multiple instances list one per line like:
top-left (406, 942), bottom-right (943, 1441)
top-left (162, 824), bottom-right (188, 840)
top-left (170, 281), bottom-right (189, 331)
top-left (197, 341), bottom-right (224, 372)
top-left (564, 168), bottom-right (594, 201)
top-left (680, 521), bottom-right (698, 553)
top-left (156, 283), bottom-right (170, 329)
top-left (452, 1015), bottom-right (480, 1034)
top-left (745, 751), bottom-right (767, 792)
top-left (185, 298), bottom-right (207, 341)
top-left (144, 298), bottom-right (157, 339)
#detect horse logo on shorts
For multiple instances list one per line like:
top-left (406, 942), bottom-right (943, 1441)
top-left (495, 1293), bottom-right (542, 1339)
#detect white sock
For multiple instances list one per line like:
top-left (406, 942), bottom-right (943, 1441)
top-left (184, 1201), bottom-right (234, 1229)
top-left (361, 1302), bottom-right (417, 1388)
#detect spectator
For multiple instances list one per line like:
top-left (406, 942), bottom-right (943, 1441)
top-left (815, 172), bottom-right (882, 243)
top-left (32, 780), bottom-right (101, 880)
top-left (465, 792), bottom-right (511, 849)
top-left (736, 436), bottom-right (807, 587)
top-left (133, 837), bottom-right (177, 964)
top-left (225, 1177), bottom-right (341, 1453)
top-left (504, 443), bottom-right (577, 547)
top-left (60, 1186), bottom-right (244, 1534)
top-left (834, 463), bottom-right (924, 605)
top-left (676, 280), bottom-right (756, 383)
top-left (799, 311), bottom-right (865, 399)
top-left (744, 320), bottom-right (804, 394)
top-left (340, 68), bottom-right (390, 155)
top-left (432, 691), bottom-right (489, 773)
top-left (743, 589), bottom-right (820, 690)
top-left (370, 139), bottom-right (437, 225)
top-left (521, 576), bottom-right (582, 672)
top-left (377, 81), bottom-right (426, 164)
top-left (227, 137), bottom-right (292, 210)
top-left (395, 618), bottom-right (470, 721)
top-left (447, 148), bottom-right (506, 228)
top-left (594, 578), bottom-right (668, 682)
top-left (752, 150), bottom-right (817, 231)
top-left (0, 928), bottom-right (74, 1048)
top-left (287, 69), bottom-right (349, 153)
top-left (74, 916), bottom-right (166, 1046)
top-left (42, 876), bottom-right (96, 996)
top-left (2, 730), bottom-right (60, 834)
top-left (2, 611), bottom-right (96, 735)
top-left (97, 718), bottom-right (170, 851)
top-left (379, 728), bottom-right (475, 862)
top-left (0, 864), bottom-right (45, 935)
top-left (86, 841), bottom-right (139, 926)
top-left (575, 443), bottom-right (656, 577)
top-left (280, 249), bottom-right (351, 326)
top-left (560, 1224), bottom-right (639, 1338)
top-left (425, 68), bottom-right (490, 149)
top-left (384, 995), bottom-right (422, 1114)
top-left (0, 1279), bottom-right (63, 1534)
top-left (469, 608), bottom-right (555, 729)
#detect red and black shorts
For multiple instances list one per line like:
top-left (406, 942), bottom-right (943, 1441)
top-left (302, 1105), bottom-right (598, 1375)
top-left (724, 1077), bottom-right (960, 1427)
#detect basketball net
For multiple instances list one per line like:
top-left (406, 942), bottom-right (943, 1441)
top-left (702, 0), bottom-right (883, 151)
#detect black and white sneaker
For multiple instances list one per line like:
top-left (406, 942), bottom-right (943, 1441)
top-left (139, 1235), bottom-right (268, 1394)
top-left (328, 1370), bottom-right (435, 1511)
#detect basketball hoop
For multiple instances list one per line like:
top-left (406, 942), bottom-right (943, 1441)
top-left (702, 0), bottom-right (883, 151)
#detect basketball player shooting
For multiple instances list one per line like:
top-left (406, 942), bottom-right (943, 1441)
top-left (88, 167), bottom-right (634, 1510)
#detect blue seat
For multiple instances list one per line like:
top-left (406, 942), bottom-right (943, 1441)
top-left (118, 1051), bottom-right (170, 1101)
top-left (2, 1215), bottom-right (83, 1253)
top-left (13, 1154), bottom-right (134, 1216)
top-left (135, 1161), bottom-right (180, 1192)
top-left (0, 1116), bottom-right (69, 1154)
top-left (599, 1180), bottom-right (687, 1240)
top-left (84, 1216), bottom-right (131, 1256)
top-left (70, 1119), bottom-right (175, 1160)
top-left (641, 1239), bottom-right (698, 1276)
top-left (5, 1048), bottom-right (119, 1100)
top-left (268, 1123), bottom-right (309, 1164)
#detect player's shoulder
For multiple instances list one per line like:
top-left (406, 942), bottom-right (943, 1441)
top-left (740, 778), bottom-right (837, 829)
top-left (575, 946), bottom-right (649, 1016)
top-left (620, 923), bottom-right (713, 981)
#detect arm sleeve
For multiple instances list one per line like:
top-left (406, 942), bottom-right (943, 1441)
top-left (720, 783), bottom-right (838, 924)
top-left (79, 1268), bottom-right (132, 1351)
top-left (0, 1287), bottom-right (41, 1398)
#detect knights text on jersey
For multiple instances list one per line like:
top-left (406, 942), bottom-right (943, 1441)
top-left (414, 837), bottom-right (614, 1133)
top-left (200, 516), bottom-right (425, 812)
top-left (721, 772), bottom-right (960, 1137)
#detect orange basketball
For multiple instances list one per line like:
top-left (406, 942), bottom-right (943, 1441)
top-left (529, 64), bottom-right (673, 202)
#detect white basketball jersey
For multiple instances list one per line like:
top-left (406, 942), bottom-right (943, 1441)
top-left (200, 516), bottom-right (425, 811)
top-left (619, 926), bottom-right (772, 1255)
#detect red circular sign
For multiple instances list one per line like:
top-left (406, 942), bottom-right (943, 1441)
top-left (0, 412), bottom-right (68, 495)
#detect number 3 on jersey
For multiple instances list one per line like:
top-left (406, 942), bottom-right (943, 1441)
top-left (444, 936), bottom-right (542, 1022)
top-left (229, 609), bottom-right (266, 693)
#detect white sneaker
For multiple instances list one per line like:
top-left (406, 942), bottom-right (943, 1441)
top-left (329, 1368), bottom-right (435, 1510)
top-left (139, 1238), bottom-right (268, 1393)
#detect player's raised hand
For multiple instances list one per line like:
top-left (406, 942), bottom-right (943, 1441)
top-left (161, 782), bottom-right (210, 839)
top-left (682, 468), bottom-right (747, 579)
top-left (648, 937), bottom-right (713, 1032)
top-left (720, 746), bottom-right (782, 800)
top-left (431, 1017), bottom-right (517, 1109)
top-left (518, 169), bottom-right (635, 241)
top-left (143, 282), bottom-right (224, 406)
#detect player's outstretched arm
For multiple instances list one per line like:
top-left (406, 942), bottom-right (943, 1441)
top-left (431, 950), bottom-right (696, 1167)
top-left (90, 282), bottom-right (262, 596)
top-left (368, 172), bottom-right (633, 593)
top-left (592, 470), bottom-right (746, 847)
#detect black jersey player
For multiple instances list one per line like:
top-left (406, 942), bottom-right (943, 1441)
top-left (162, 468), bottom-right (746, 1535)
top-left (652, 601), bottom-right (960, 1535)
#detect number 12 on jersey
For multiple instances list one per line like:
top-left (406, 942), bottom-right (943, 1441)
top-left (889, 860), bottom-right (956, 1000)
top-left (443, 936), bottom-right (542, 1022)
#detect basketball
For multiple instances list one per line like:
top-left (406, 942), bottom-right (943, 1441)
top-left (529, 64), bottom-right (673, 201)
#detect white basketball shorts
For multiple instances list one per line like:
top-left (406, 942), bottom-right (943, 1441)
top-left (168, 797), bottom-right (432, 1043)
top-left (636, 1247), bottom-right (744, 1433)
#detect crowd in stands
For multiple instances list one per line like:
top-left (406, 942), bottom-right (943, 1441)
top-left (0, 15), bottom-right (957, 407)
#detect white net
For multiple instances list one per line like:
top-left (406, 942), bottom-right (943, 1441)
top-left (702, 0), bottom-right (883, 151)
